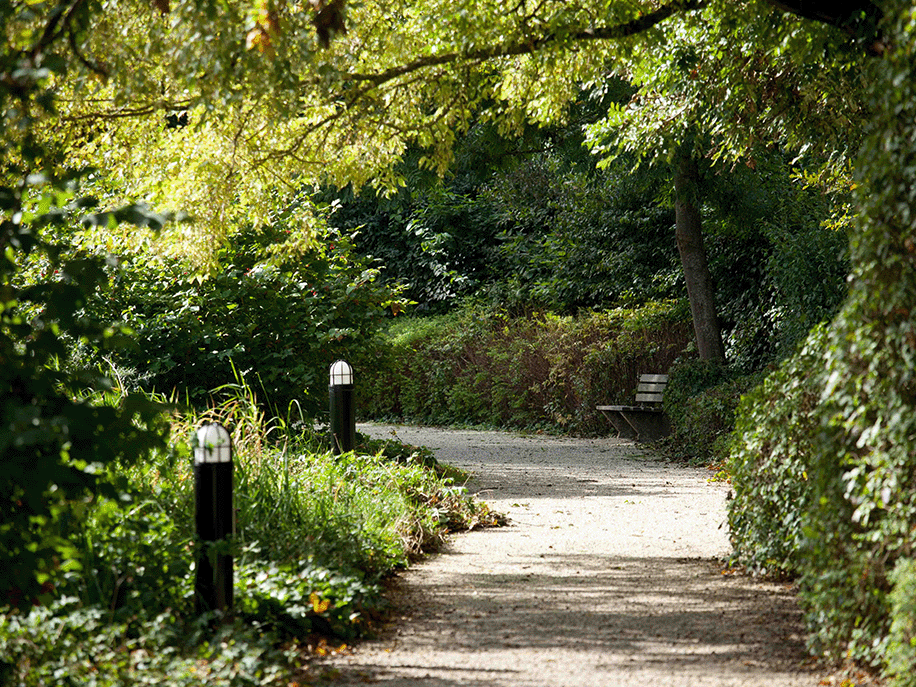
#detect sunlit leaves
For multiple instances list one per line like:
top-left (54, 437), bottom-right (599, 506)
top-left (584, 0), bottom-right (867, 172)
top-left (26, 0), bottom-right (719, 254)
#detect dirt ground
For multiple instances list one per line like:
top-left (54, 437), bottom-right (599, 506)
top-left (315, 424), bottom-right (823, 686)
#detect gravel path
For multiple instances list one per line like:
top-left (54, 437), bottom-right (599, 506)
top-left (317, 424), bottom-right (818, 686)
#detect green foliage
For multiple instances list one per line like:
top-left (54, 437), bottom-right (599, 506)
top-left (662, 359), bottom-right (764, 465)
top-left (700, 153), bottom-right (850, 368)
top-left (584, 1), bottom-right (865, 173)
top-left (1, 185), bottom-right (166, 613)
top-left (79, 225), bottom-right (400, 416)
top-left (0, 602), bottom-right (304, 687)
top-left (777, 6), bottom-right (916, 665)
top-left (727, 325), bottom-right (830, 579)
top-left (235, 558), bottom-right (379, 640)
top-left (480, 156), bottom-right (680, 313)
top-left (0, 380), bottom-right (496, 684)
top-left (887, 558), bottom-right (916, 686)
top-left (727, 18), bottom-right (916, 662)
top-left (728, 322), bottom-right (895, 663)
top-left (348, 184), bottom-right (495, 309)
top-left (335, 118), bottom-right (847, 377)
top-left (74, 496), bottom-right (194, 615)
top-left (729, 322), bottom-right (899, 664)
top-left (663, 359), bottom-right (735, 415)
top-left (1, 0), bottom-right (170, 611)
top-left (361, 301), bottom-right (691, 434)
top-left (333, 137), bottom-right (682, 315)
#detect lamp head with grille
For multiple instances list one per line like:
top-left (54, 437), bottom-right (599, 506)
top-left (194, 422), bottom-right (232, 464)
top-left (329, 360), bottom-right (354, 387)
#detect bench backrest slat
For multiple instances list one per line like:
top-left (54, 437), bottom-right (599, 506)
top-left (635, 392), bottom-right (664, 403)
top-left (635, 373), bottom-right (667, 405)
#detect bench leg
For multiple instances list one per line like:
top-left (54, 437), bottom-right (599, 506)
top-left (619, 410), bottom-right (671, 442)
top-left (598, 409), bottom-right (639, 440)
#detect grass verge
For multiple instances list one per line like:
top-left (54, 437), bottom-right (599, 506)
top-left (0, 390), bottom-right (499, 685)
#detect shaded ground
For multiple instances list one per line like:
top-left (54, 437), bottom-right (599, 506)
top-left (317, 425), bottom-right (819, 686)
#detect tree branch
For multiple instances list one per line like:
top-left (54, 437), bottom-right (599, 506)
top-left (67, 23), bottom-right (108, 78)
top-left (61, 99), bottom-right (193, 122)
top-left (32, 0), bottom-right (86, 56)
top-left (764, 0), bottom-right (880, 28)
top-left (763, 0), bottom-right (885, 54)
top-left (342, 0), bottom-right (707, 87)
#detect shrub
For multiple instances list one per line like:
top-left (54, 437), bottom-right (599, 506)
top-left (479, 157), bottom-right (681, 314)
top-left (360, 301), bottom-right (691, 434)
top-left (727, 326), bottom-right (829, 578)
top-left (727, 317), bottom-right (915, 668)
top-left (887, 558), bottom-right (916, 687)
top-left (663, 359), bottom-right (765, 465)
top-left (86, 227), bottom-right (401, 417)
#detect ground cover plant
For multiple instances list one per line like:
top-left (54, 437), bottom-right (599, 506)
top-left (0, 384), bottom-right (497, 685)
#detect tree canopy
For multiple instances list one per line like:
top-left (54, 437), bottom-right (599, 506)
top-left (4, 0), bottom-right (871, 363)
top-left (9, 0), bottom-right (866, 243)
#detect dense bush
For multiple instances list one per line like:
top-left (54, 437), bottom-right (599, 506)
top-left (727, 326), bottom-right (829, 579)
top-left (662, 359), bottom-right (765, 465)
top-left (360, 301), bottom-right (691, 435)
top-left (726, 12), bottom-right (916, 675)
top-left (727, 323), bottom-right (900, 666)
top-left (332, 155), bottom-right (681, 316)
top-left (728, 317), bottom-right (916, 669)
top-left (2, 213), bottom-right (166, 611)
top-left (887, 558), bottom-right (916, 686)
top-left (84, 226), bottom-right (400, 416)
top-left (480, 157), bottom-right (680, 313)
top-left (331, 183), bottom-right (497, 309)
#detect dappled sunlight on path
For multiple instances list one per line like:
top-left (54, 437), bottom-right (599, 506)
top-left (317, 425), bottom-right (816, 686)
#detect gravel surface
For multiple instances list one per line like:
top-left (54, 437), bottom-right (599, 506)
top-left (317, 424), bottom-right (819, 686)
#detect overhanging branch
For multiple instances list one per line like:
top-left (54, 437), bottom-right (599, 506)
top-left (343, 0), bottom-right (707, 87)
top-left (764, 0), bottom-right (880, 28)
top-left (764, 0), bottom-right (885, 54)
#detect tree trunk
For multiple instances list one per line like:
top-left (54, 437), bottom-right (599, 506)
top-left (673, 149), bottom-right (726, 362)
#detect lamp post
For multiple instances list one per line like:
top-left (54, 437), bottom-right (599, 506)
top-left (329, 360), bottom-right (355, 454)
top-left (194, 422), bottom-right (234, 614)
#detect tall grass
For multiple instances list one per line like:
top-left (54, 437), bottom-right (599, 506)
top-left (0, 381), bottom-right (496, 685)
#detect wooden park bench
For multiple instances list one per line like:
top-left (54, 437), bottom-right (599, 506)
top-left (596, 373), bottom-right (672, 442)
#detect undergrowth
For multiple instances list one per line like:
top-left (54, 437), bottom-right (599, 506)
top-left (660, 359), bottom-right (766, 466)
top-left (361, 301), bottom-right (692, 435)
top-left (0, 385), bottom-right (498, 685)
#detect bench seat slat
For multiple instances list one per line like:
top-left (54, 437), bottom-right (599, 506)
top-left (597, 404), bottom-right (662, 413)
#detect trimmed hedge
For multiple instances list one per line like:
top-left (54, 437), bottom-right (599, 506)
top-left (359, 301), bottom-right (692, 435)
